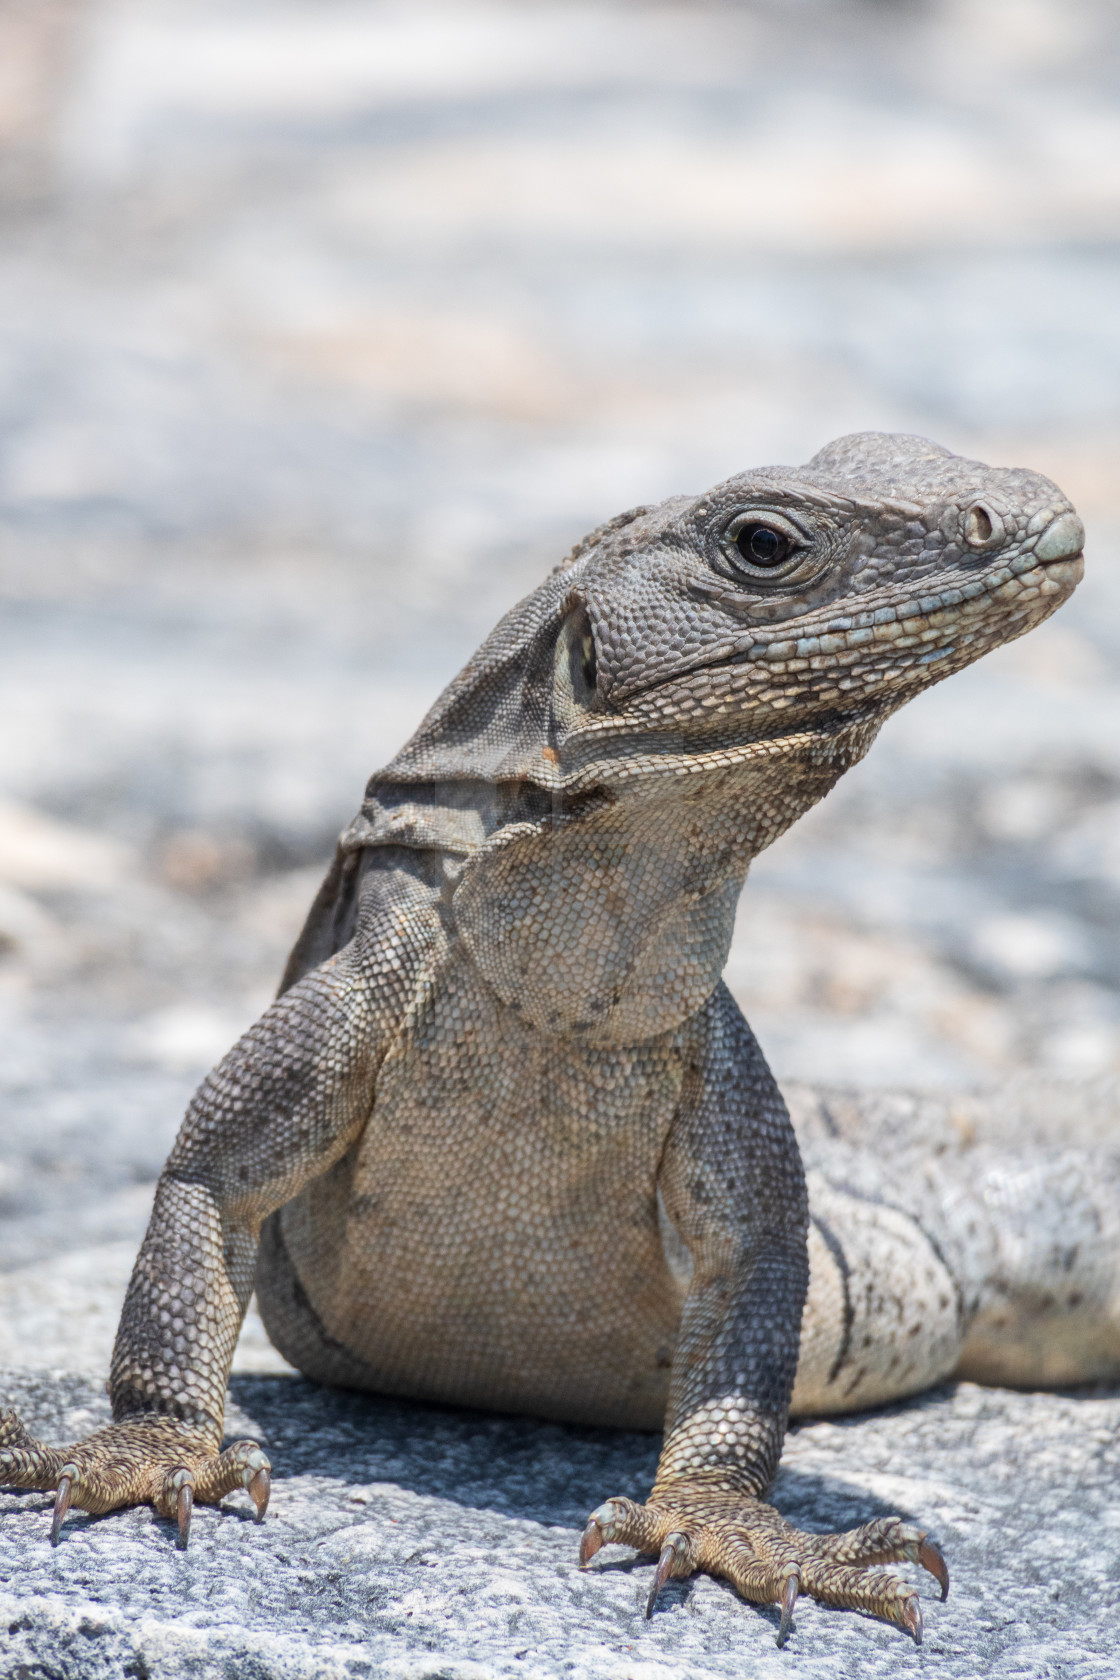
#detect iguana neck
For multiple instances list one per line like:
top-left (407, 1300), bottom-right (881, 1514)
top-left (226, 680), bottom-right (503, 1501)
top-left (450, 711), bottom-right (882, 1044)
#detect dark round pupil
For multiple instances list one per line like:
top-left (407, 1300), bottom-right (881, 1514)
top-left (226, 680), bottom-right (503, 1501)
top-left (736, 524), bottom-right (786, 567)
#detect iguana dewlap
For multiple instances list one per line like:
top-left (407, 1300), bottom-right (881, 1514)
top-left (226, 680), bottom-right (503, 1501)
top-left (0, 432), bottom-right (1095, 1646)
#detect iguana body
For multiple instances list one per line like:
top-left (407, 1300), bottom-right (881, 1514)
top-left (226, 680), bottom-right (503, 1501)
top-left (0, 433), bottom-right (1095, 1645)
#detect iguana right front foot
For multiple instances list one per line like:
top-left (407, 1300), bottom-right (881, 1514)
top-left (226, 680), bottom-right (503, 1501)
top-left (0, 1410), bottom-right (270, 1547)
top-left (580, 1485), bottom-right (949, 1646)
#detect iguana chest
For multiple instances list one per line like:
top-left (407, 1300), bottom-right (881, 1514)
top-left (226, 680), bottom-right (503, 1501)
top-left (276, 945), bottom-right (690, 1426)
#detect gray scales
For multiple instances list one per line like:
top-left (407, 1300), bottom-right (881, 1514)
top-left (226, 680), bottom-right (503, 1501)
top-left (0, 432), bottom-right (1108, 1660)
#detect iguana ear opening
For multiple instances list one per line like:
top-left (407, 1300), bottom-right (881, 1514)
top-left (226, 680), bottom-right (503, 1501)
top-left (551, 600), bottom-right (599, 741)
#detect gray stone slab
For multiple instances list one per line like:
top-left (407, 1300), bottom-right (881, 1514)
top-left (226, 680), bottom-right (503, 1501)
top-left (1, 1368), bottom-right (1117, 1679)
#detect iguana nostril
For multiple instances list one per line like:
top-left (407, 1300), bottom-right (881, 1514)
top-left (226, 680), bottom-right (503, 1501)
top-left (1034, 510), bottom-right (1085, 563)
top-left (963, 503), bottom-right (1001, 547)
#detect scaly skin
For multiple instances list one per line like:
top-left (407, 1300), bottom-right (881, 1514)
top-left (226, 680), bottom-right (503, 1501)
top-left (0, 433), bottom-right (1089, 1645)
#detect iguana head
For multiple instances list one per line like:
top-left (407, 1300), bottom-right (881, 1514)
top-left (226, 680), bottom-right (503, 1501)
top-left (380, 431), bottom-right (1082, 799)
top-left (569, 430), bottom-right (1082, 739)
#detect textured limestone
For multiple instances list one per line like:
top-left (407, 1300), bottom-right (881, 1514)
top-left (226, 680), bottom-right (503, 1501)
top-left (1, 1367), bottom-right (1117, 1679)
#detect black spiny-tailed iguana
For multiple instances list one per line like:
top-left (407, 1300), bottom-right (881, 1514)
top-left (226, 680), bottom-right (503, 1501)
top-left (0, 431), bottom-right (1101, 1646)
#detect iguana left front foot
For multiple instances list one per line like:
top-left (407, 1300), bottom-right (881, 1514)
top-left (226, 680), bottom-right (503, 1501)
top-left (0, 1409), bottom-right (270, 1547)
top-left (580, 1485), bottom-right (948, 1646)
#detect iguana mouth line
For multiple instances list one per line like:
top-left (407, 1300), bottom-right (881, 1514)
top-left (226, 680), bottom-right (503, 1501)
top-left (610, 549), bottom-right (1060, 707)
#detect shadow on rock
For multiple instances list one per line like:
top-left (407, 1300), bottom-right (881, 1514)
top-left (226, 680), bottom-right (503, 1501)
top-left (227, 1372), bottom-right (662, 1529)
top-left (226, 1373), bottom-right (946, 1539)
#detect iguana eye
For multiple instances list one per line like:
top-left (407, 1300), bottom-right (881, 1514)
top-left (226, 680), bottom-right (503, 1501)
top-left (736, 525), bottom-right (788, 568)
top-left (720, 511), bottom-right (808, 582)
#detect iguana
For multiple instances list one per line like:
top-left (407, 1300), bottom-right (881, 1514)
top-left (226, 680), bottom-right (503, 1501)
top-left (0, 431), bottom-right (1097, 1647)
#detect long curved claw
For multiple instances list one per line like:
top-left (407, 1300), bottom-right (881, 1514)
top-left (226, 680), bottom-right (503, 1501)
top-left (578, 1516), bottom-right (603, 1567)
top-left (902, 1594), bottom-right (923, 1646)
top-left (176, 1481), bottom-right (193, 1550)
top-left (164, 1467), bottom-right (195, 1550)
top-left (918, 1536), bottom-right (949, 1601)
top-left (50, 1468), bottom-right (75, 1546)
top-left (247, 1463), bottom-right (270, 1522)
top-left (776, 1565), bottom-right (800, 1647)
top-left (645, 1544), bottom-right (676, 1618)
top-left (645, 1531), bottom-right (691, 1618)
top-left (227, 1443), bottom-right (271, 1523)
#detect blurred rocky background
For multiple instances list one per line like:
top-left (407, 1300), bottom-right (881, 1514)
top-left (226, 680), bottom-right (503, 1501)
top-left (2, 6), bottom-right (1120, 1672)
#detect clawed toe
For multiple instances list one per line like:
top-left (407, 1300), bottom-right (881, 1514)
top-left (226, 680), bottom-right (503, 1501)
top-left (817, 1515), bottom-right (949, 1598)
top-left (578, 1516), bottom-right (603, 1567)
top-left (904, 1595), bottom-right (923, 1645)
top-left (50, 1467), bottom-right (76, 1545)
top-left (160, 1467), bottom-right (195, 1550)
top-left (767, 1563), bottom-right (798, 1646)
top-left (917, 1536), bottom-right (949, 1601)
top-left (645, 1531), bottom-right (693, 1618)
top-left (0, 1411), bottom-right (36, 1452)
top-left (212, 1440), bottom-right (272, 1525)
top-left (247, 1458), bottom-right (271, 1522)
top-left (579, 1497), bottom-right (644, 1566)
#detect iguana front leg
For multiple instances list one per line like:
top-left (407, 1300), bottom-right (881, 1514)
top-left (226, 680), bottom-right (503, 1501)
top-left (0, 856), bottom-right (432, 1546)
top-left (579, 983), bottom-right (947, 1645)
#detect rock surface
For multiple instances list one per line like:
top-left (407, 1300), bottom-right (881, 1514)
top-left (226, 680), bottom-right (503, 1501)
top-left (2, 1367), bottom-right (1119, 1680)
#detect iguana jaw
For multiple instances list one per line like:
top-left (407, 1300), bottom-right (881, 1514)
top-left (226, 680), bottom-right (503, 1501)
top-left (545, 540), bottom-right (1081, 794)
